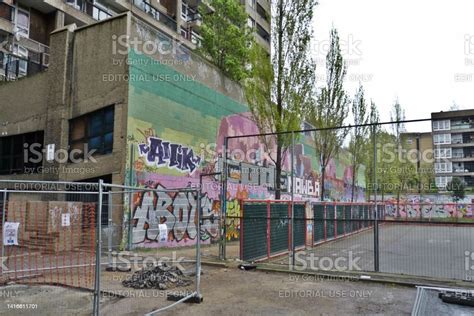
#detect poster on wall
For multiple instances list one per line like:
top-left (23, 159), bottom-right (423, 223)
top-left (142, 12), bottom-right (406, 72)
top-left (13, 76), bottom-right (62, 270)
top-left (3, 222), bottom-right (19, 246)
top-left (158, 224), bottom-right (168, 243)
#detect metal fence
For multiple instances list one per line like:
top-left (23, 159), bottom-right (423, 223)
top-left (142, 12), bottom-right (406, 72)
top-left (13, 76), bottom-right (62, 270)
top-left (238, 200), bottom-right (474, 281)
top-left (0, 181), bottom-right (98, 291)
top-left (240, 200), bottom-right (306, 261)
top-left (0, 180), bottom-right (204, 315)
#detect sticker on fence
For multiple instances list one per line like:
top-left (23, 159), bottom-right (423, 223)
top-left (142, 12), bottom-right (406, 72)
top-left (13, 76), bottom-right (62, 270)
top-left (3, 222), bottom-right (19, 246)
top-left (62, 213), bottom-right (71, 227)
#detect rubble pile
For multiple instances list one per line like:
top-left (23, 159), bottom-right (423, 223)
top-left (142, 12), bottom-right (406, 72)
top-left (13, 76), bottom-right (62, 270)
top-left (122, 263), bottom-right (193, 290)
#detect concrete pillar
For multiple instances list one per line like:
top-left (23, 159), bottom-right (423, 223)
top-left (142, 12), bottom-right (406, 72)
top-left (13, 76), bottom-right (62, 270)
top-left (43, 25), bottom-right (76, 181)
top-left (54, 10), bottom-right (65, 29)
top-left (176, 0), bottom-right (183, 34)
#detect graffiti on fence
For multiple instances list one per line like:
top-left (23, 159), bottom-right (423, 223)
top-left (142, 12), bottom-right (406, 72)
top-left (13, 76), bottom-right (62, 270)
top-left (384, 201), bottom-right (474, 218)
top-left (131, 183), bottom-right (219, 247)
top-left (226, 199), bottom-right (241, 240)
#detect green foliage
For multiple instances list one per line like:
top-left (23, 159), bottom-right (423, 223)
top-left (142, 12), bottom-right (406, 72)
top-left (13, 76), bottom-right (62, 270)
top-left (447, 177), bottom-right (466, 202)
top-left (199, 0), bottom-right (254, 81)
top-left (245, 0), bottom-right (317, 198)
top-left (349, 84), bottom-right (369, 201)
top-left (306, 28), bottom-right (349, 200)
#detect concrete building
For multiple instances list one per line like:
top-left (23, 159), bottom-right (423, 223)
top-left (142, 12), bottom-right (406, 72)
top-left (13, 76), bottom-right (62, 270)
top-left (401, 132), bottom-right (435, 193)
top-left (0, 0), bottom-right (271, 81)
top-left (432, 109), bottom-right (474, 189)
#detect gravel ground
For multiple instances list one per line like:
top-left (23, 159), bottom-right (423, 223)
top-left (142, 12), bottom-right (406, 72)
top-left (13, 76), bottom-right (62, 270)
top-left (0, 266), bottom-right (418, 315)
top-left (101, 265), bottom-right (417, 315)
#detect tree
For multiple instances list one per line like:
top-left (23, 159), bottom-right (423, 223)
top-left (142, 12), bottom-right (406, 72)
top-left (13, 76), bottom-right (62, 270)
top-left (348, 84), bottom-right (369, 202)
top-left (245, 0), bottom-right (316, 199)
top-left (364, 100), bottom-right (380, 200)
top-left (447, 177), bottom-right (466, 202)
top-left (389, 100), bottom-right (418, 213)
top-left (199, 0), bottom-right (254, 81)
top-left (306, 28), bottom-right (350, 201)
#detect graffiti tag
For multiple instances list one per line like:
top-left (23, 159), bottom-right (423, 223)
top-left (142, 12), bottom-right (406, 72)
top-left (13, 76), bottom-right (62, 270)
top-left (138, 137), bottom-right (201, 174)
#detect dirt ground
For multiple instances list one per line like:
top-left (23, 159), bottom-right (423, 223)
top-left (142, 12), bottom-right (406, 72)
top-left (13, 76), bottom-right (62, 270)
top-left (0, 265), bottom-right (417, 315)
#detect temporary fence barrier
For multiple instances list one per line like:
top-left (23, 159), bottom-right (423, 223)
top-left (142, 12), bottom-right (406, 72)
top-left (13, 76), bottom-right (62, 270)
top-left (0, 180), bottom-right (204, 316)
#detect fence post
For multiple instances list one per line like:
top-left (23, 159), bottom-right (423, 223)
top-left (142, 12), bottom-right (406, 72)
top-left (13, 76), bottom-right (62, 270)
top-left (1, 189), bottom-right (7, 274)
top-left (373, 124), bottom-right (379, 272)
top-left (107, 192), bottom-right (113, 269)
top-left (266, 201), bottom-right (270, 259)
top-left (220, 137), bottom-right (228, 260)
top-left (291, 131), bottom-right (295, 267)
top-left (93, 180), bottom-right (103, 316)
top-left (195, 189), bottom-right (202, 300)
top-left (128, 143), bottom-right (134, 251)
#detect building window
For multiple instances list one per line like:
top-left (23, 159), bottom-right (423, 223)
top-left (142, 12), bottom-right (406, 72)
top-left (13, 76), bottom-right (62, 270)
top-left (247, 17), bottom-right (255, 29)
top-left (433, 133), bottom-right (451, 145)
top-left (181, 3), bottom-right (188, 21)
top-left (433, 120), bottom-right (450, 131)
top-left (180, 26), bottom-right (188, 39)
top-left (434, 162), bottom-right (452, 173)
top-left (434, 148), bottom-right (452, 159)
top-left (16, 7), bottom-right (30, 38)
top-left (69, 106), bottom-right (114, 157)
top-left (256, 3), bottom-right (269, 23)
top-left (256, 23), bottom-right (270, 43)
top-left (435, 176), bottom-right (452, 188)
top-left (0, 131), bottom-right (44, 175)
top-left (248, 0), bottom-right (256, 9)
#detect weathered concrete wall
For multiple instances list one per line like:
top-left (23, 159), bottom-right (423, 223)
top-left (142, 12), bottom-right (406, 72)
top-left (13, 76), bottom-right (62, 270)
top-left (63, 14), bottom-right (130, 185)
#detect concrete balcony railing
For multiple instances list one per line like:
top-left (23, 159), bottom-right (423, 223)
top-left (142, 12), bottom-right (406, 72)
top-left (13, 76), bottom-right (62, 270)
top-left (131, 0), bottom-right (177, 31)
top-left (64, 0), bottom-right (114, 21)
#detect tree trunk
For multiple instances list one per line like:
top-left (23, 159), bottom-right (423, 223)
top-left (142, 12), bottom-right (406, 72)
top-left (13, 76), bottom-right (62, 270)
top-left (320, 166), bottom-right (326, 201)
top-left (275, 141), bottom-right (282, 199)
top-left (351, 165), bottom-right (357, 202)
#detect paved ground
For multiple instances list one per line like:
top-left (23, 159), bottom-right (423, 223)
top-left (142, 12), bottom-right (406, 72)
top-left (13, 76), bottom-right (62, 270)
top-left (271, 223), bottom-right (474, 280)
top-left (0, 266), bottom-right (418, 315)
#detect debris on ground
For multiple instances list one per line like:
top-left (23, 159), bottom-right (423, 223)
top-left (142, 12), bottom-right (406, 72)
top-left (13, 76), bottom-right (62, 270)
top-left (122, 263), bottom-right (193, 290)
top-left (238, 264), bottom-right (257, 271)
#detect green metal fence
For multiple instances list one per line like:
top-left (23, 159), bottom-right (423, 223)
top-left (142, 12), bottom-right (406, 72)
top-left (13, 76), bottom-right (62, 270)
top-left (312, 203), bottom-right (376, 245)
top-left (241, 201), bottom-right (306, 262)
top-left (241, 202), bottom-right (268, 261)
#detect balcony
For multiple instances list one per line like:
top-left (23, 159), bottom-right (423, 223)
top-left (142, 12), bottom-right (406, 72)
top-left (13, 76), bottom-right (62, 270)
top-left (65, 0), bottom-right (114, 21)
top-left (132, 0), bottom-right (177, 32)
top-left (0, 51), bottom-right (48, 81)
top-left (181, 28), bottom-right (201, 47)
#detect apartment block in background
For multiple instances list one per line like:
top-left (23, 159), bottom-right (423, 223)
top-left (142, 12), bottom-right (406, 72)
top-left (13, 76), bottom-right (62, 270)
top-left (432, 109), bottom-right (474, 189)
top-left (0, 0), bottom-right (271, 81)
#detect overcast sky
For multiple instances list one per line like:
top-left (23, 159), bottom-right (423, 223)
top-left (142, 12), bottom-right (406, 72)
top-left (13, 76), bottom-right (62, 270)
top-left (312, 0), bottom-right (474, 132)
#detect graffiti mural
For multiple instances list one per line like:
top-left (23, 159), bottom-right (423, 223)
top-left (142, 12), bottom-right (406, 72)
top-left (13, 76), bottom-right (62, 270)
top-left (131, 183), bottom-right (219, 247)
top-left (124, 39), bottom-right (368, 249)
